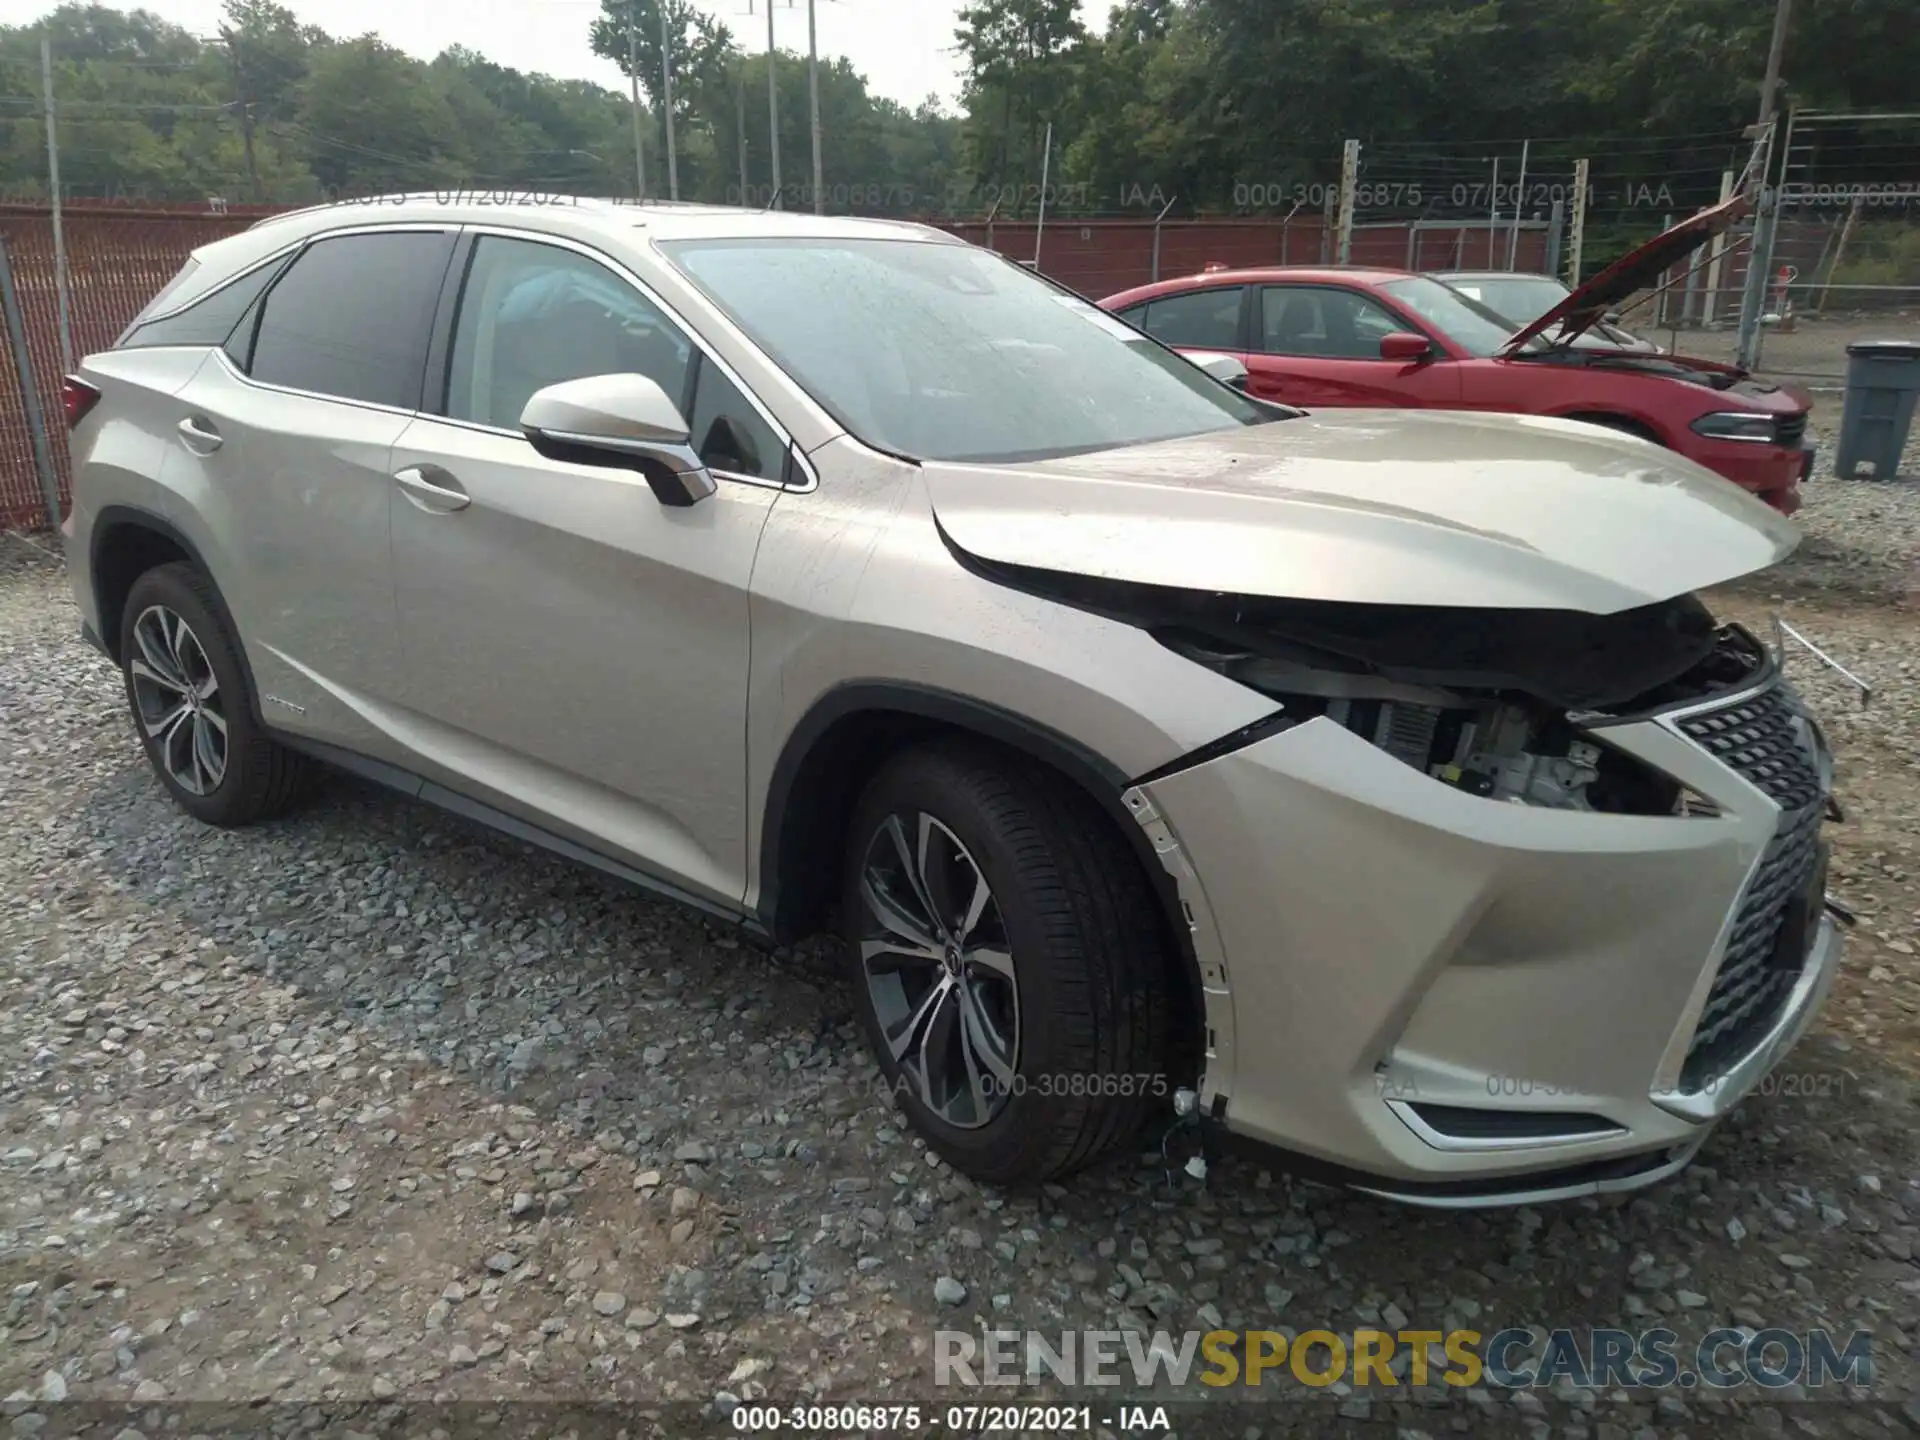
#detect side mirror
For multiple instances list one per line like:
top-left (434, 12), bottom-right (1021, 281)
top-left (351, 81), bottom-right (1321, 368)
top-left (1379, 331), bottom-right (1434, 362)
top-left (520, 372), bottom-right (716, 508)
top-left (1189, 350), bottom-right (1251, 390)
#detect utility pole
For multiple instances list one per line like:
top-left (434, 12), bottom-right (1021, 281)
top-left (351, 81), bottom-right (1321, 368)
top-left (1735, 2), bottom-right (1793, 369)
top-left (224, 30), bottom-right (263, 200)
top-left (1032, 122), bottom-right (1053, 269)
top-left (1758, 0), bottom-right (1792, 129)
top-left (736, 62), bottom-right (749, 203)
top-left (659, 0), bottom-right (679, 200)
top-left (1506, 137), bottom-right (1529, 269)
top-left (807, 0), bottom-right (823, 213)
top-left (765, 0), bottom-right (782, 207)
top-left (626, 4), bottom-right (647, 200)
top-left (1334, 139), bottom-right (1359, 265)
top-left (1736, 117), bottom-right (1787, 371)
top-left (40, 35), bottom-right (73, 375)
top-left (1486, 156), bottom-right (1499, 267)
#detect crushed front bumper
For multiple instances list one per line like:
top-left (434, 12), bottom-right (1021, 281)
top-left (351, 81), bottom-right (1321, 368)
top-left (1128, 674), bottom-right (1840, 1207)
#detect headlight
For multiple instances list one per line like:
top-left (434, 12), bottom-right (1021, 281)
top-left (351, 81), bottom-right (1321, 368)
top-left (1690, 411), bottom-right (1780, 444)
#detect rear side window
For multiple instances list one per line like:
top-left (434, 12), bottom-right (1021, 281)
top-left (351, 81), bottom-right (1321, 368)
top-left (249, 230), bottom-right (456, 409)
top-left (1136, 287), bottom-right (1245, 349)
top-left (118, 256), bottom-right (287, 352)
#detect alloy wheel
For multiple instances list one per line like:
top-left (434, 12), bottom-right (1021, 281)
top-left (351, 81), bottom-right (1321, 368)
top-left (856, 811), bottom-right (1019, 1129)
top-left (129, 604), bottom-right (227, 796)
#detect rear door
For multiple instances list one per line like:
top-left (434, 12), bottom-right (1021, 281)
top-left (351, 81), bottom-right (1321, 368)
top-left (164, 226), bottom-right (456, 755)
top-left (1248, 284), bottom-right (1462, 408)
top-left (1114, 285), bottom-right (1249, 361)
top-left (385, 230), bottom-right (788, 909)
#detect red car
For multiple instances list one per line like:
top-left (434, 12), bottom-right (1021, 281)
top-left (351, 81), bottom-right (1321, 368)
top-left (1100, 198), bottom-right (1813, 514)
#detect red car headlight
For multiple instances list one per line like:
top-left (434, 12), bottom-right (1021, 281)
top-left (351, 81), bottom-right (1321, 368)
top-left (1690, 411), bottom-right (1779, 444)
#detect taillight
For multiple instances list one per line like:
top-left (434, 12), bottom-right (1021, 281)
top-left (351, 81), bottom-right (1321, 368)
top-left (62, 375), bottom-right (101, 428)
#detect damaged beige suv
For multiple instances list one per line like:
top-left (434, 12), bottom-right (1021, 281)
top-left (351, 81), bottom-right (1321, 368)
top-left (62, 196), bottom-right (1842, 1205)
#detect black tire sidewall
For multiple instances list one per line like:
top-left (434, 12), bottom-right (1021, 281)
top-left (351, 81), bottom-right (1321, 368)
top-left (120, 564), bottom-right (266, 826)
top-left (841, 752), bottom-right (1117, 1182)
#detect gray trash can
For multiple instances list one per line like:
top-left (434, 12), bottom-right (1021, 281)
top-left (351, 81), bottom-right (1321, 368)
top-left (1835, 339), bottom-right (1920, 480)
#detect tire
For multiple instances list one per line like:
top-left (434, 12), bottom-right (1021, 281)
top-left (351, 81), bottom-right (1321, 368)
top-left (119, 561), bottom-right (313, 827)
top-left (840, 740), bottom-right (1173, 1184)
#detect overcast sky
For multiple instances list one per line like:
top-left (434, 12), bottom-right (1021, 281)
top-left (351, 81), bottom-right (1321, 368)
top-left (33, 0), bottom-right (972, 109)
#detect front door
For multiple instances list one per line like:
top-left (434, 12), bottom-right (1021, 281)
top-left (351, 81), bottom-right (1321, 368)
top-left (387, 232), bottom-right (791, 908)
top-left (1248, 284), bottom-right (1463, 409)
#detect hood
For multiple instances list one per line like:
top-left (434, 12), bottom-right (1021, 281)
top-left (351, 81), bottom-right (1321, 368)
top-left (925, 408), bottom-right (1798, 616)
top-left (1502, 194), bottom-right (1750, 356)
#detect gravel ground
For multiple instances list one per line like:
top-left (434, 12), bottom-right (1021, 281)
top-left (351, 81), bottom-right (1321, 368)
top-left (1727, 409), bottom-right (1920, 606)
top-left (4, 475), bottom-right (1920, 1438)
top-left (1666, 313), bottom-right (1920, 390)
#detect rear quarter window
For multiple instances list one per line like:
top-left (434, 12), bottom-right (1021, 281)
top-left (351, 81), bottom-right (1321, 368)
top-left (117, 255), bottom-right (290, 353)
top-left (1138, 287), bottom-right (1246, 349)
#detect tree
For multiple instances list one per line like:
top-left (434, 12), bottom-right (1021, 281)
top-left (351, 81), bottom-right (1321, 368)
top-left (219, 0), bottom-right (307, 199)
top-left (294, 37), bottom-right (470, 192)
top-left (587, 0), bottom-right (733, 188)
top-left (954, 0), bottom-right (1087, 200)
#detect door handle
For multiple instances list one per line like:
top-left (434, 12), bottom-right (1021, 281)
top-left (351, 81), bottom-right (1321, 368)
top-left (176, 415), bottom-right (223, 454)
top-left (394, 465), bottom-right (471, 513)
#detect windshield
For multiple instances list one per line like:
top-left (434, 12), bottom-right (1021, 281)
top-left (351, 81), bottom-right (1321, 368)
top-left (661, 237), bottom-right (1273, 463)
top-left (1382, 276), bottom-right (1540, 357)
top-left (1436, 274), bottom-right (1569, 327)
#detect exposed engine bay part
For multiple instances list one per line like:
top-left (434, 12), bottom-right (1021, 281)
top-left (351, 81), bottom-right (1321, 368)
top-left (948, 549), bottom-right (1783, 815)
top-left (1256, 691), bottom-right (1620, 812)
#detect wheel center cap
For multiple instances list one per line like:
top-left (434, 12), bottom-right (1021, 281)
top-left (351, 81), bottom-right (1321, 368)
top-left (942, 942), bottom-right (963, 978)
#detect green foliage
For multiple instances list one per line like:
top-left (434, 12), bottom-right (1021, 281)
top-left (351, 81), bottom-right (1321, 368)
top-left (1829, 223), bottom-right (1920, 288)
top-left (0, 0), bottom-right (1914, 220)
top-left (0, 0), bottom-right (960, 208)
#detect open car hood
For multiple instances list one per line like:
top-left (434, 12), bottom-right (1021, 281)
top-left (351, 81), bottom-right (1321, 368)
top-left (924, 408), bottom-right (1798, 617)
top-left (1501, 194), bottom-right (1750, 356)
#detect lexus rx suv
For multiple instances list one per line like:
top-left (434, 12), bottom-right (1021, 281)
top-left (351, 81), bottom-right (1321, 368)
top-left (62, 195), bottom-right (1843, 1205)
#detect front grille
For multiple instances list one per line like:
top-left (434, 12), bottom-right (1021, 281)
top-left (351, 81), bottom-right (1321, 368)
top-left (1775, 413), bottom-right (1808, 448)
top-left (1675, 684), bottom-right (1822, 811)
top-left (1680, 802), bottom-right (1822, 1090)
top-left (1675, 681), bottom-right (1827, 1091)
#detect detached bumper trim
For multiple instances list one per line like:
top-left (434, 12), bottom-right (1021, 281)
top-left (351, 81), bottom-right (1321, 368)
top-left (1207, 1120), bottom-right (1710, 1211)
top-left (79, 620), bottom-right (107, 656)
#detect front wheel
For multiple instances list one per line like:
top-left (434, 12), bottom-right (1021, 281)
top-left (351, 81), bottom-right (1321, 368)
top-left (840, 741), bottom-right (1173, 1184)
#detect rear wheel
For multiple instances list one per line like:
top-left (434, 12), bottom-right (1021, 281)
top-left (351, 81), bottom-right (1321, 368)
top-left (841, 741), bottom-right (1173, 1184)
top-left (120, 562), bottom-right (313, 827)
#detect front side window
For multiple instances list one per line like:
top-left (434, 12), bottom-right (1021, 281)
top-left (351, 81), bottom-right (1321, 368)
top-left (1258, 286), bottom-right (1406, 359)
top-left (1136, 288), bottom-right (1245, 350)
top-left (662, 238), bottom-right (1271, 465)
top-left (445, 235), bottom-right (694, 431)
top-left (249, 230), bottom-right (456, 408)
top-left (1380, 276), bottom-right (1538, 357)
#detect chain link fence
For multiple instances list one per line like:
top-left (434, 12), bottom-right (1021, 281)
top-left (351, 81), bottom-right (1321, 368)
top-left (0, 203), bottom-right (271, 529)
